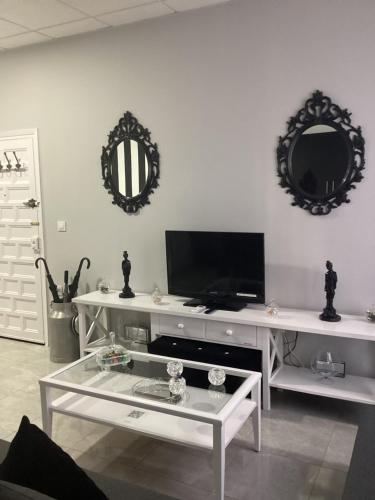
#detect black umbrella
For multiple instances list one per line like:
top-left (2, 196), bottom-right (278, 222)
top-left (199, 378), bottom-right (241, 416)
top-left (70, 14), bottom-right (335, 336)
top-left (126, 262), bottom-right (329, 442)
top-left (35, 257), bottom-right (61, 303)
top-left (69, 257), bottom-right (91, 300)
top-left (63, 270), bottom-right (69, 303)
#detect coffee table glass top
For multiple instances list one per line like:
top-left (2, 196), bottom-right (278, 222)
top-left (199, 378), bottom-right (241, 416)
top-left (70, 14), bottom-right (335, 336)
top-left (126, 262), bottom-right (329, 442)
top-left (50, 352), bottom-right (250, 415)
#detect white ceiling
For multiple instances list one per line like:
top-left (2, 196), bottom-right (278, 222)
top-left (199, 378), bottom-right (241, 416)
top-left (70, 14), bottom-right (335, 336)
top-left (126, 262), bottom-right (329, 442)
top-left (0, 0), bottom-right (231, 50)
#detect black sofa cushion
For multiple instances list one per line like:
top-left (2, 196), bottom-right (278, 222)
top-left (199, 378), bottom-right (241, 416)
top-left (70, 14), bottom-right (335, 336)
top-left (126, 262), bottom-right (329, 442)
top-left (0, 416), bottom-right (107, 500)
top-left (0, 438), bottom-right (176, 500)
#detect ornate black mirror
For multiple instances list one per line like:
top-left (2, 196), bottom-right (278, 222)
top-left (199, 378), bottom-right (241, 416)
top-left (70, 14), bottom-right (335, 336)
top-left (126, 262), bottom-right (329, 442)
top-left (277, 91), bottom-right (365, 215)
top-left (101, 111), bottom-right (160, 213)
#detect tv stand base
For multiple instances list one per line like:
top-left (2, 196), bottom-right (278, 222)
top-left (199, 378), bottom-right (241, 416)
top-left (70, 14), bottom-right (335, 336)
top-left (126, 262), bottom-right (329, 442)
top-left (75, 291), bottom-right (375, 412)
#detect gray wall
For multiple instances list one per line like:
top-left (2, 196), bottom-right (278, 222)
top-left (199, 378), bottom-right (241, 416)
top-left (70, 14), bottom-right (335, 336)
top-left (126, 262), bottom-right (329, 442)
top-left (0, 0), bottom-right (374, 373)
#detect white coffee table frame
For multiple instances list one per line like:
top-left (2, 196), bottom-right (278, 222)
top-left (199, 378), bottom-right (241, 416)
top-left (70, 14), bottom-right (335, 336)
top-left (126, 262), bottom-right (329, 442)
top-left (39, 351), bottom-right (261, 500)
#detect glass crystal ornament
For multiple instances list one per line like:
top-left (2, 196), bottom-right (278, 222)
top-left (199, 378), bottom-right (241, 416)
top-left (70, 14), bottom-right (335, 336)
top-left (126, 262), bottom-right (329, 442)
top-left (311, 350), bottom-right (337, 380)
top-left (167, 360), bottom-right (183, 378)
top-left (265, 299), bottom-right (279, 317)
top-left (366, 304), bottom-right (375, 322)
top-left (208, 367), bottom-right (226, 386)
top-left (168, 376), bottom-right (186, 395)
top-left (152, 286), bottom-right (163, 304)
top-left (98, 280), bottom-right (110, 294)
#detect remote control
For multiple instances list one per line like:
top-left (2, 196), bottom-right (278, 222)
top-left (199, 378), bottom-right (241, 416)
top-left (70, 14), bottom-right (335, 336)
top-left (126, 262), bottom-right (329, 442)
top-left (191, 305), bottom-right (206, 313)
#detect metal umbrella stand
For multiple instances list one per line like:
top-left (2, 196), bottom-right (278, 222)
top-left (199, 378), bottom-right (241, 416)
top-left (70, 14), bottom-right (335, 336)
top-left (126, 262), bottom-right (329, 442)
top-left (48, 302), bottom-right (79, 363)
top-left (35, 257), bottom-right (91, 363)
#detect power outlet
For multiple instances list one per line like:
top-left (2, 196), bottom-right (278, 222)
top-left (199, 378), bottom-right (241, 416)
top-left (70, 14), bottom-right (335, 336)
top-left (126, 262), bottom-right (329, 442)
top-left (57, 220), bottom-right (67, 232)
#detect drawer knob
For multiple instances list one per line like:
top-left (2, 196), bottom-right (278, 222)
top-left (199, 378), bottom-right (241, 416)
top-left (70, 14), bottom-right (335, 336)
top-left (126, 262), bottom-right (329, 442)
top-left (225, 329), bottom-right (233, 336)
top-left (177, 323), bottom-right (184, 329)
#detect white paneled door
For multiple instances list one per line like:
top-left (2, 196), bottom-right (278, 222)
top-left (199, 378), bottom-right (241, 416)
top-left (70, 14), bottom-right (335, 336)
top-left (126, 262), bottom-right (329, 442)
top-left (0, 129), bottom-right (46, 343)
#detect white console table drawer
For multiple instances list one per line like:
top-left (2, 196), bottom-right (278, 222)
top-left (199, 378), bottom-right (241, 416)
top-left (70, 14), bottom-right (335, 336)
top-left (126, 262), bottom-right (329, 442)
top-left (206, 321), bottom-right (257, 347)
top-left (159, 315), bottom-right (205, 339)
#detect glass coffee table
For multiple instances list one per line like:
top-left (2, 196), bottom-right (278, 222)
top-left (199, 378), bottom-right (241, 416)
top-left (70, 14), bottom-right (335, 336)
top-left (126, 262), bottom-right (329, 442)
top-left (39, 351), bottom-right (261, 500)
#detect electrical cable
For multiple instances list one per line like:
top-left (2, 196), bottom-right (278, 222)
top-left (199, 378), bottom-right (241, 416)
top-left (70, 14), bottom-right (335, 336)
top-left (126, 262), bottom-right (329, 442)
top-left (283, 331), bottom-right (304, 367)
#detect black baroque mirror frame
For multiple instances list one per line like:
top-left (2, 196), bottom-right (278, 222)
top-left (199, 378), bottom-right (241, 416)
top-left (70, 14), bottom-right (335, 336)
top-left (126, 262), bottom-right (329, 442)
top-left (276, 90), bottom-right (365, 215)
top-left (101, 111), bottom-right (160, 214)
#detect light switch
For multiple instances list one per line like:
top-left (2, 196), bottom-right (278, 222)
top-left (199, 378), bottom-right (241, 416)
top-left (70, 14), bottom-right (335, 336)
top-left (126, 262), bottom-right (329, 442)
top-left (57, 220), bottom-right (67, 232)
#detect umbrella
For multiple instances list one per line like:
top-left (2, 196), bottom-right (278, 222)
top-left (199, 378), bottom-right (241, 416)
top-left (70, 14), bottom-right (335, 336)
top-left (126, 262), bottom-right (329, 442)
top-left (35, 257), bottom-right (61, 303)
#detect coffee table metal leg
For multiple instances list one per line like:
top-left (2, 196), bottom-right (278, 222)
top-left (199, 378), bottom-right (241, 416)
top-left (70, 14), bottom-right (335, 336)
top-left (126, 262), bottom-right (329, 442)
top-left (40, 382), bottom-right (53, 437)
top-left (251, 379), bottom-right (261, 452)
top-left (213, 423), bottom-right (225, 500)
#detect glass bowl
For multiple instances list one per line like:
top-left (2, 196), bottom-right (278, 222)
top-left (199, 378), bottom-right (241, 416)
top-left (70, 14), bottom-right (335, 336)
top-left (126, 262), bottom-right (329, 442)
top-left (311, 350), bottom-right (337, 381)
top-left (96, 332), bottom-right (131, 368)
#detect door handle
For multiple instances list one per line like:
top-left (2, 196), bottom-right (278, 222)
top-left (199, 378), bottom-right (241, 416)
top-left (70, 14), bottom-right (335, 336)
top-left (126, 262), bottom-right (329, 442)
top-left (23, 198), bottom-right (40, 209)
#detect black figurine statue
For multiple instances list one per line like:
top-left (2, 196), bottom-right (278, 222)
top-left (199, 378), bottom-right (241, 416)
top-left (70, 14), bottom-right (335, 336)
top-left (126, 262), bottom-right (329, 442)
top-left (119, 251), bottom-right (135, 299)
top-left (319, 260), bottom-right (341, 322)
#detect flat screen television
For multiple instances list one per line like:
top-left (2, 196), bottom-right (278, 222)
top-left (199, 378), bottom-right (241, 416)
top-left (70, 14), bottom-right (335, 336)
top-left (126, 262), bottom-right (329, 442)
top-left (166, 231), bottom-right (265, 312)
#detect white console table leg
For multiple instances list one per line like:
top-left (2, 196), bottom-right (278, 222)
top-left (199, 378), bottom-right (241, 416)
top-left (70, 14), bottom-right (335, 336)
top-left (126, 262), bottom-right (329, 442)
top-left (40, 382), bottom-right (53, 437)
top-left (77, 304), bottom-right (87, 357)
top-left (77, 304), bottom-right (111, 357)
top-left (258, 327), bottom-right (271, 410)
top-left (258, 327), bottom-right (284, 410)
top-left (102, 307), bottom-right (109, 335)
top-left (213, 423), bottom-right (225, 500)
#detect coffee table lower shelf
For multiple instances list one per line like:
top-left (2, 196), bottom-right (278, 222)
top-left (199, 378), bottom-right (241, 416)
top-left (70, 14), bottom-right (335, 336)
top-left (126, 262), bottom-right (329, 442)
top-left (51, 392), bottom-right (256, 450)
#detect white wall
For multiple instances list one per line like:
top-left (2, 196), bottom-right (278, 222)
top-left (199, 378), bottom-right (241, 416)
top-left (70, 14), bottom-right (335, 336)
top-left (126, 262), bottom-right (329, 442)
top-left (0, 0), bottom-right (375, 373)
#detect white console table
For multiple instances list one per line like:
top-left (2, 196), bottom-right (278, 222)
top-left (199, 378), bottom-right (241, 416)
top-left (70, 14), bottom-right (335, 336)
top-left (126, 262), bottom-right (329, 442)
top-left (73, 291), bottom-right (375, 410)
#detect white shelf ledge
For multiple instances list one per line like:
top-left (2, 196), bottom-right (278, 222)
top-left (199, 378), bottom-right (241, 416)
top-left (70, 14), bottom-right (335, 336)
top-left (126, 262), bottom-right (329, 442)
top-left (270, 365), bottom-right (375, 405)
top-left (51, 393), bottom-right (256, 450)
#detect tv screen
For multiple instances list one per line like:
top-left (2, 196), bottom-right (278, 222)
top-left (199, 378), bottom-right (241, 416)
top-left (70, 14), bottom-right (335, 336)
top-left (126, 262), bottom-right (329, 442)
top-left (166, 231), bottom-right (265, 305)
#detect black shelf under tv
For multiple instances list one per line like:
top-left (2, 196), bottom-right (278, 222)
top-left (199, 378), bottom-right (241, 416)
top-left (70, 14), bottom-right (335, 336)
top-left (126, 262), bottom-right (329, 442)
top-left (148, 335), bottom-right (262, 399)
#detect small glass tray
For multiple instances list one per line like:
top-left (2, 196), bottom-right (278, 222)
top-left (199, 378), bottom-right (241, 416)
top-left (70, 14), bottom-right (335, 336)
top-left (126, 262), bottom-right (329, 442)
top-left (132, 378), bottom-right (181, 404)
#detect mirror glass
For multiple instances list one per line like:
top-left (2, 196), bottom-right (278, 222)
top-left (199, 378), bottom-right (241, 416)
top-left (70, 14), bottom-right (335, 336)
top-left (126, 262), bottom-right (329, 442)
top-left (291, 124), bottom-right (349, 197)
top-left (110, 139), bottom-right (150, 197)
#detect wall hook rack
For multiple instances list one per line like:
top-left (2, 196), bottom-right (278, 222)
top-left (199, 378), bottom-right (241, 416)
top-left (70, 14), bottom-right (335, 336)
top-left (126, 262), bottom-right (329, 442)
top-left (1, 151), bottom-right (27, 171)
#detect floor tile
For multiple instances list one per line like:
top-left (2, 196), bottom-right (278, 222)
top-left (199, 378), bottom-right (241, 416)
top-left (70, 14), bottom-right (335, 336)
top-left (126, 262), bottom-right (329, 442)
top-left (0, 393), bottom-right (42, 432)
top-left (0, 428), bottom-right (14, 440)
top-left (309, 467), bottom-right (347, 500)
top-left (64, 447), bottom-right (109, 473)
top-left (257, 410), bottom-right (335, 465)
top-left (322, 422), bottom-right (357, 471)
top-left (224, 449), bottom-right (318, 500)
top-left (0, 386), bottom-right (13, 399)
top-left (51, 415), bottom-right (102, 449)
top-left (80, 428), bottom-right (157, 463)
top-left (138, 441), bottom-right (213, 486)
top-left (101, 460), bottom-right (234, 500)
top-left (192, 446), bottom-right (319, 500)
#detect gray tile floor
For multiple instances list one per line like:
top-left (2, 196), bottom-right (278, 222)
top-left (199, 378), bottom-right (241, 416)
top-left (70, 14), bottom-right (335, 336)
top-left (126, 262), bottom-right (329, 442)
top-left (0, 337), bottom-right (358, 499)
